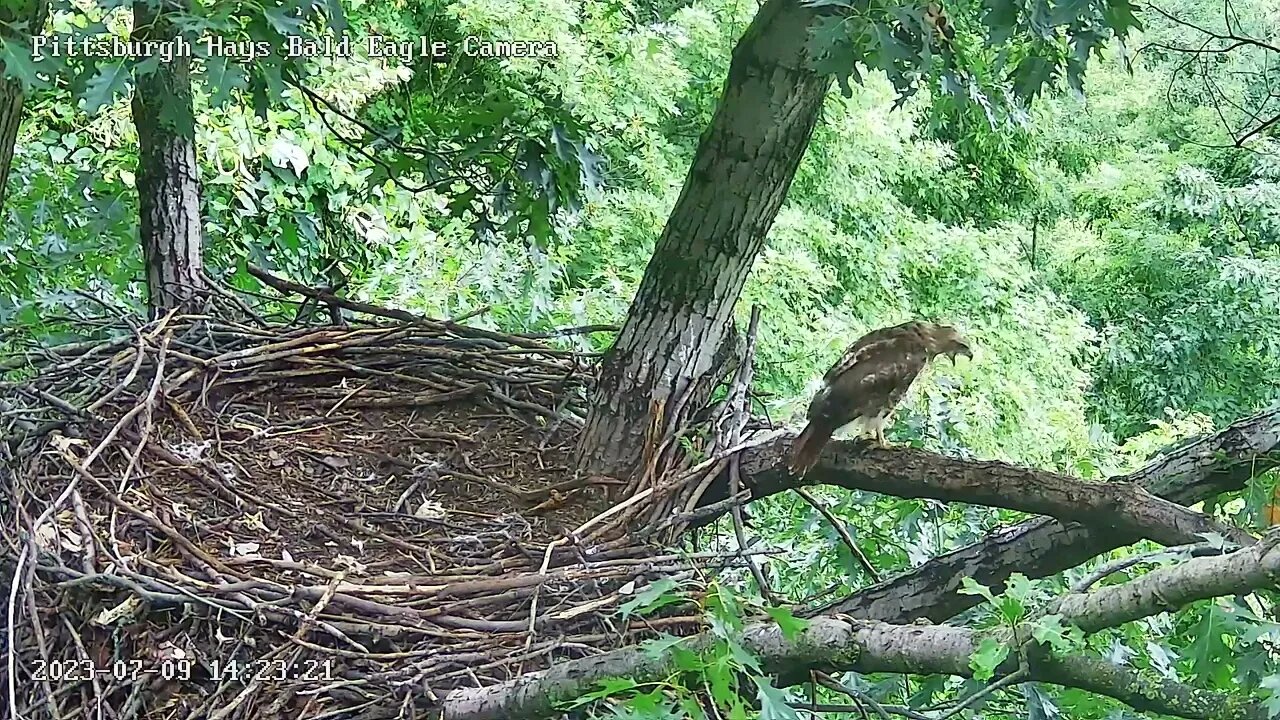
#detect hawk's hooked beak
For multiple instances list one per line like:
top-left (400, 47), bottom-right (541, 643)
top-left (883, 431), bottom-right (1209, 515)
top-left (948, 345), bottom-right (973, 364)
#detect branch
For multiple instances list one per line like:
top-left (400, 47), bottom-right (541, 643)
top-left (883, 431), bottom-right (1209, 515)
top-left (1142, 3), bottom-right (1280, 54)
top-left (819, 406), bottom-right (1280, 622)
top-left (726, 436), bottom-right (1253, 547)
top-left (1055, 530), bottom-right (1280, 632)
top-left (244, 264), bottom-right (557, 352)
top-left (440, 616), bottom-right (1265, 720)
top-left (1140, 2), bottom-right (1280, 147)
top-left (441, 540), bottom-right (1280, 719)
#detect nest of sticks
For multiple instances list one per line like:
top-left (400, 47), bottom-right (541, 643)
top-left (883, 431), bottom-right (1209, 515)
top-left (0, 284), bottom-right (764, 719)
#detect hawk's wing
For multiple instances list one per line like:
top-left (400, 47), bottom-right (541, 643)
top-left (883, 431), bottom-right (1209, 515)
top-left (822, 322), bottom-right (918, 384)
top-left (809, 323), bottom-right (928, 424)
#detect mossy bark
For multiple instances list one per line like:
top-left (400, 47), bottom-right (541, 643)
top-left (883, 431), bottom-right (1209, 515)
top-left (575, 0), bottom-right (831, 480)
top-left (130, 0), bottom-right (209, 315)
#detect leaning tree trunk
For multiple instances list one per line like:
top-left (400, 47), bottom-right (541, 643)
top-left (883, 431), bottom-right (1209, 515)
top-left (576, 0), bottom-right (831, 480)
top-left (130, 0), bottom-right (209, 316)
top-left (0, 0), bottom-right (49, 212)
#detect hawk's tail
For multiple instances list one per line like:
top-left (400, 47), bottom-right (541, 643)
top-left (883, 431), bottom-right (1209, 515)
top-left (789, 421), bottom-right (833, 477)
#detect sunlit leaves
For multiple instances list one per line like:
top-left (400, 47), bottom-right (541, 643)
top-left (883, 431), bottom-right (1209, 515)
top-left (804, 0), bottom-right (1141, 120)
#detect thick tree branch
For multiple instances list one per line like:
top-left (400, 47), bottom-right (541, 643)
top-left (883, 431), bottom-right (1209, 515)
top-left (814, 406), bottom-right (1280, 622)
top-left (1055, 530), bottom-right (1280, 632)
top-left (1030, 649), bottom-right (1264, 720)
top-left (441, 618), bottom-right (1263, 720)
top-left (725, 436), bottom-right (1252, 547)
top-left (441, 541), bottom-right (1278, 720)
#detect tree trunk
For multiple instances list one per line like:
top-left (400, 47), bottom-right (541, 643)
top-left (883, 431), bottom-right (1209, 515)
top-left (576, 0), bottom-right (830, 480)
top-left (0, 0), bottom-right (49, 213)
top-left (130, 0), bottom-right (208, 316)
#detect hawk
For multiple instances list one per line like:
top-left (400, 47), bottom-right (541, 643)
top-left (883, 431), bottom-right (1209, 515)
top-left (788, 321), bottom-right (972, 476)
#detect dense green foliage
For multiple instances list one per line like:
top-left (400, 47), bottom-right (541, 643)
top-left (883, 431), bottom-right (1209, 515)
top-left (3, 0), bottom-right (1280, 717)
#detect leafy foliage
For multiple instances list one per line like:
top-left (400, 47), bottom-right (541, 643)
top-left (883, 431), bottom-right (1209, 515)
top-left (803, 0), bottom-right (1140, 113)
top-left (5, 0), bottom-right (1280, 716)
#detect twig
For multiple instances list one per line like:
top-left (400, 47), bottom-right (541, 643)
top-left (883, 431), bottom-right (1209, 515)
top-left (794, 487), bottom-right (881, 583)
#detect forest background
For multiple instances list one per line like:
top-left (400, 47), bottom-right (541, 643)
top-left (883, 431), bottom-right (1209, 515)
top-left (3, 0), bottom-right (1280, 717)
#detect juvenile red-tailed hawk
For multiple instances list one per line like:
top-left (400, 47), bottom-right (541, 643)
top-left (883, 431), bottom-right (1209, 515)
top-left (789, 321), bottom-right (972, 476)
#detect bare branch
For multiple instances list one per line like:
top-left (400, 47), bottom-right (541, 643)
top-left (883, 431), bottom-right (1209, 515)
top-left (718, 434), bottom-right (1255, 547)
top-left (1142, 2), bottom-right (1280, 146)
top-left (441, 615), bottom-right (1265, 720)
top-left (1055, 530), bottom-right (1280, 632)
top-left (818, 406), bottom-right (1280, 623)
top-left (441, 538), bottom-right (1280, 719)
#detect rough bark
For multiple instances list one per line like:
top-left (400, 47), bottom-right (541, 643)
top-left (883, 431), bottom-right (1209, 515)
top-left (725, 437), bottom-right (1253, 547)
top-left (0, 0), bottom-right (49, 212)
top-left (442, 535), bottom-right (1280, 720)
top-left (812, 406), bottom-right (1280, 622)
top-left (130, 0), bottom-right (209, 316)
top-left (575, 0), bottom-right (831, 480)
top-left (1055, 530), bottom-right (1280, 632)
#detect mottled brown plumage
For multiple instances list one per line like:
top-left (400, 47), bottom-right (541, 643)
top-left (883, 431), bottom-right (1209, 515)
top-left (789, 321), bottom-right (972, 476)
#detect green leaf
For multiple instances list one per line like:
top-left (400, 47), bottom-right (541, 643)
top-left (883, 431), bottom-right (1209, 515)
top-left (324, 0), bottom-right (348, 31)
top-left (669, 644), bottom-right (703, 673)
top-left (764, 606), bottom-right (810, 641)
top-left (1031, 614), bottom-right (1085, 653)
top-left (970, 635), bottom-right (1010, 681)
top-left (0, 37), bottom-right (47, 89)
top-left (83, 61), bottom-right (130, 115)
top-left (619, 578), bottom-right (686, 619)
top-left (132, 53), bottom-right (163, 79)
top-left (1049, 0), bottom-right (1093, 26)
top-left (202, 55), bottom-right (247, 107)
top-left (704, 652), bottom-right (738, 707)
top-left (959, 576), bottom-right (997, 603)
top-left (641, 634), bottom-right (687, 660)
top-left (564, 677), bottom-right (641, 707)
top-left (677, 695), bottom-right (709, 720)
top-left (999, 572), bottom-right (1033, 623)
top-left (983, 0), bottom-right (1021, 43)
top-left (1261, 675), bottom-right (1280, 717)
top-left (869, 23), bottom-right (912, 74)
top-left (264, 6), bottom-right (304, 35)
top-left (1188, 605), bottom-right (1233, 685)
top-left (806, 16), bottom-right (862, 89)
top-left (754, 677), bottom-right (802, 720)
top-left (725, 637), bottom-right (762, 674)
top-left (15, 303), bottom-right (40, 327)
top-left (1011, 55), bottom-right (1055, 99)
top-left (1101, 0), bottom-right (1142, 36)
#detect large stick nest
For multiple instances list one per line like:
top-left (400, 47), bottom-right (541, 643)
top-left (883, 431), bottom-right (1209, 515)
top-left (1, 306), bottom-right (736, 719)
